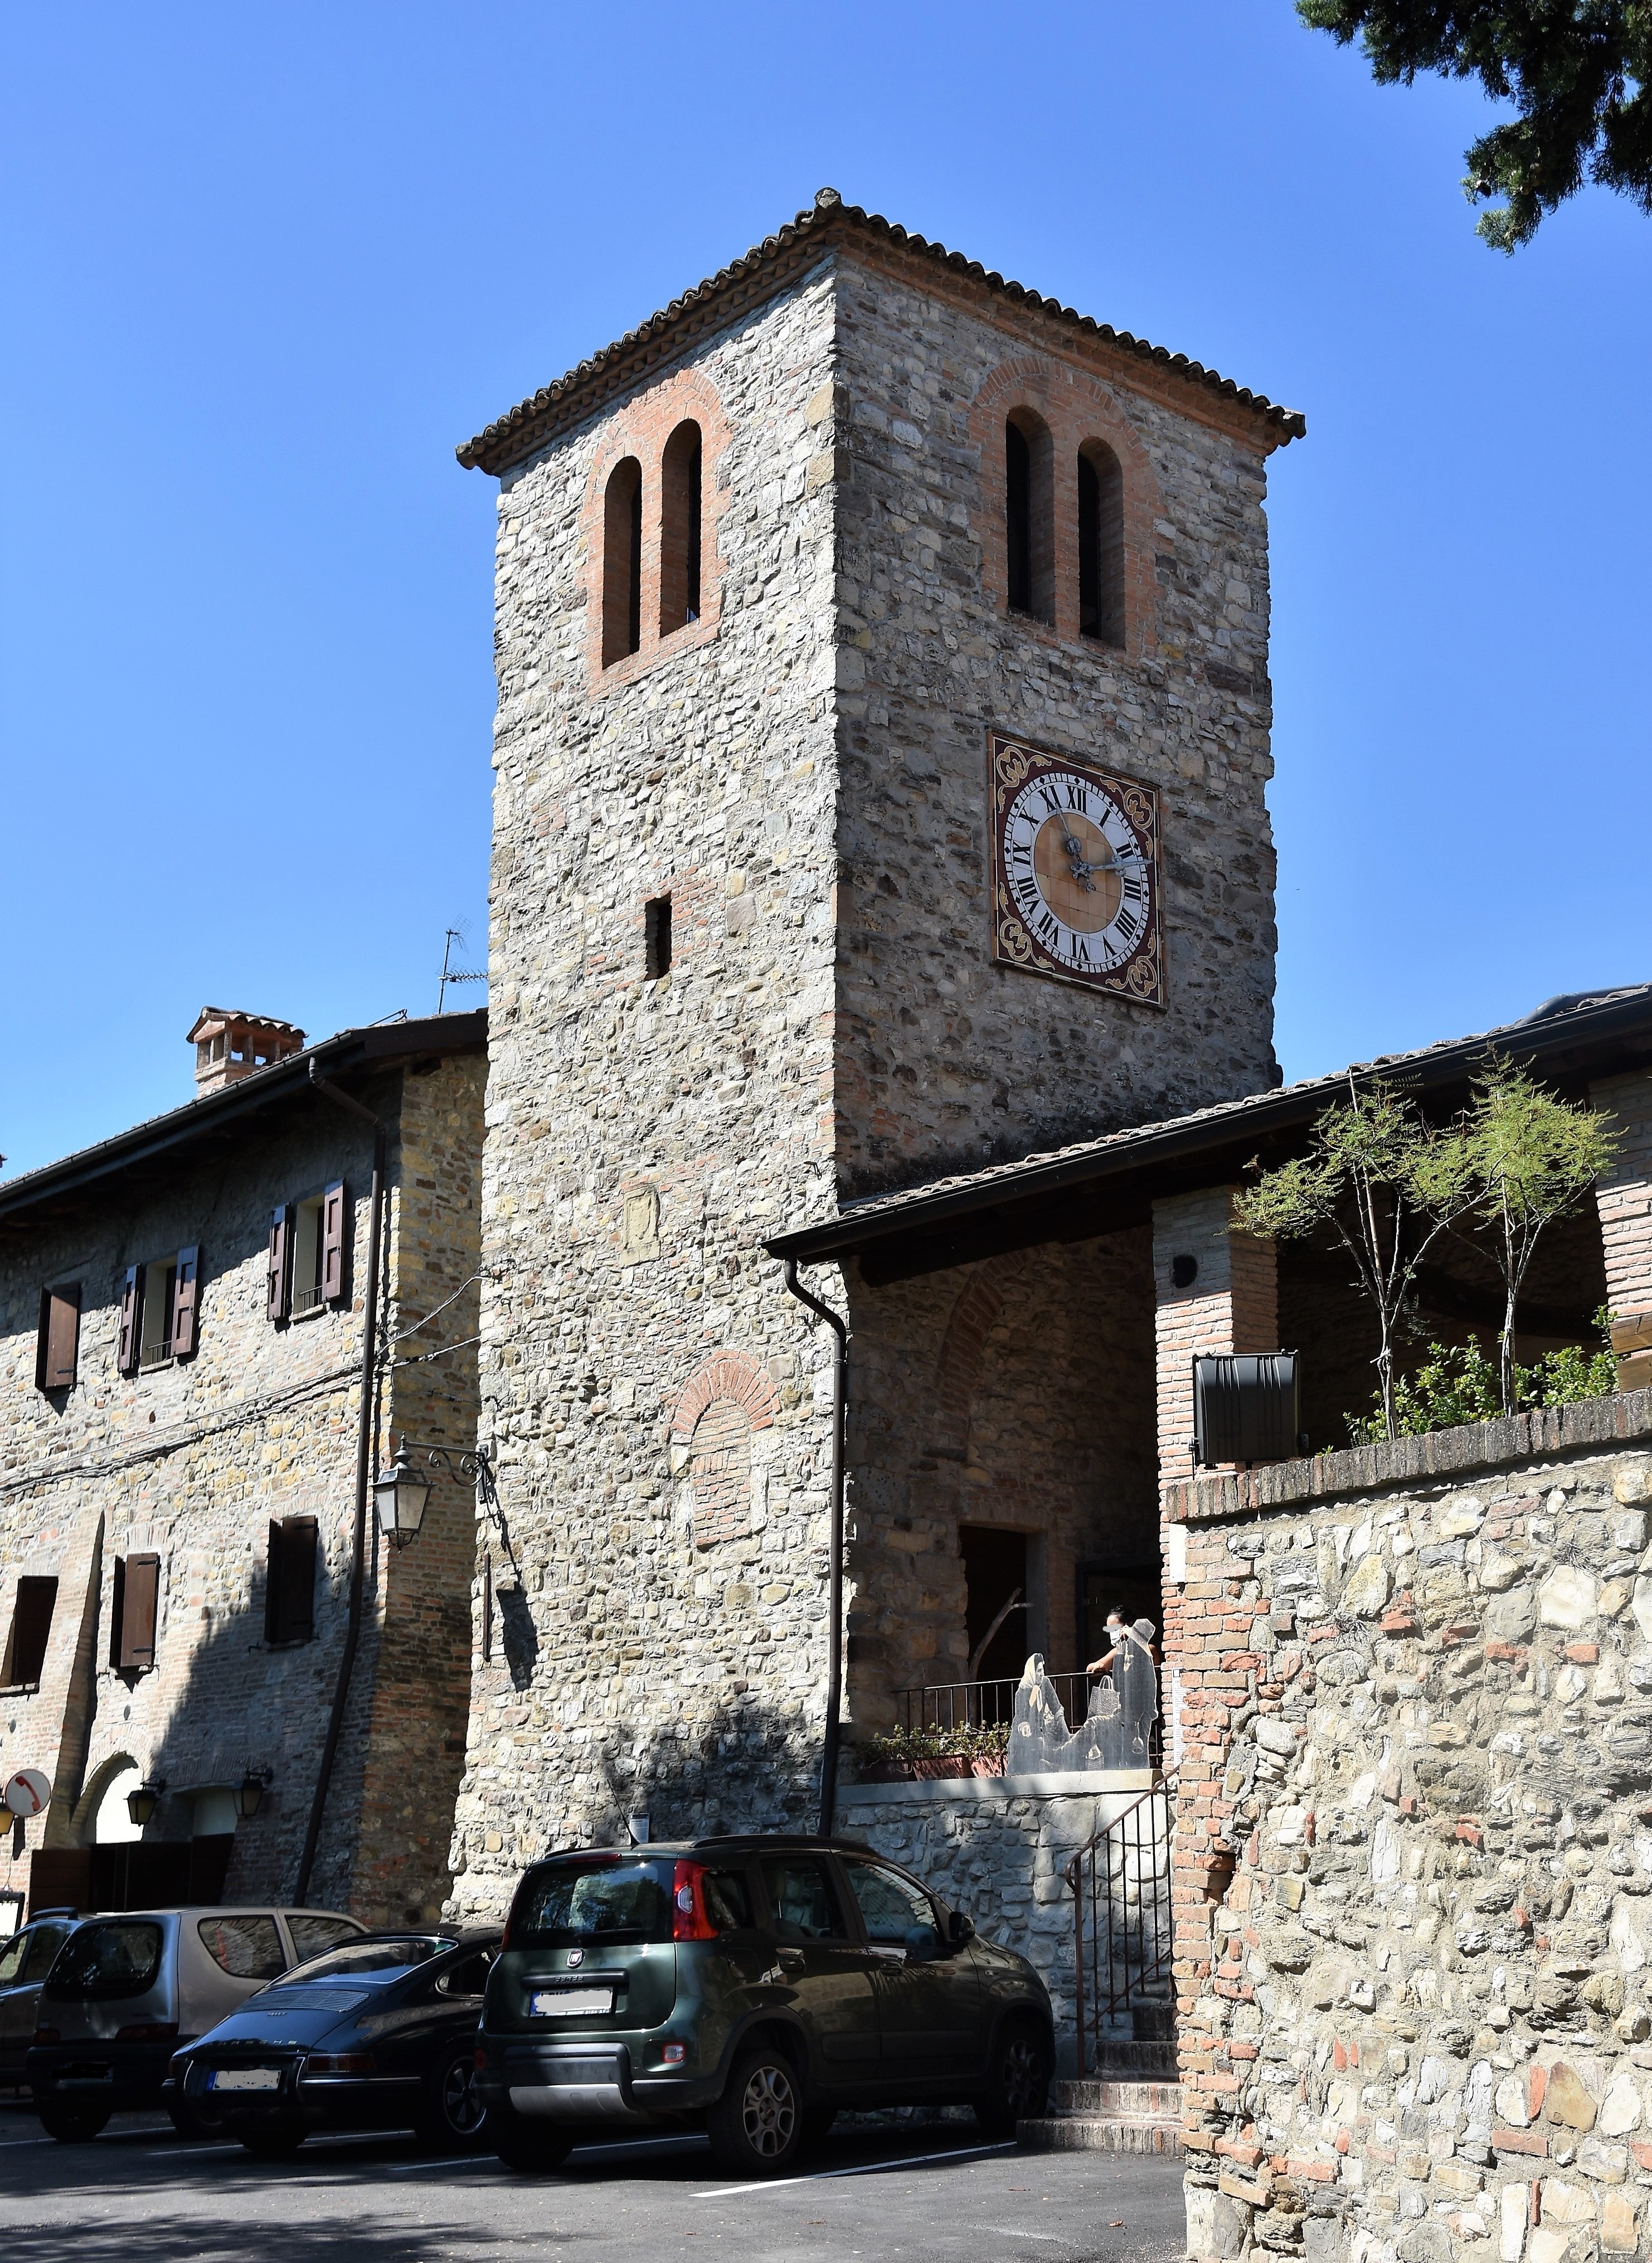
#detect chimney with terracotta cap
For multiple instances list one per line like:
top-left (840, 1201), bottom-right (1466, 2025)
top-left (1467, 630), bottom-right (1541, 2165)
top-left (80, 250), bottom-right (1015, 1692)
top-left (187, 1007), bottom-right (306, 1095)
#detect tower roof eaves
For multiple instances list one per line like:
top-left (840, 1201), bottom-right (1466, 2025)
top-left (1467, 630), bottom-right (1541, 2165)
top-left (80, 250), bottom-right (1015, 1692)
top-left (456, 189), bottom-right (1306, 478)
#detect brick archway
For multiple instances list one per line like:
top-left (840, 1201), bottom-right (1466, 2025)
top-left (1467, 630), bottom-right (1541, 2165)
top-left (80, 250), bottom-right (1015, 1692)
top-left (671, 1350), bottom-right (779, 1551)
top-left (930, 1251), bottom-right (1035, 1465)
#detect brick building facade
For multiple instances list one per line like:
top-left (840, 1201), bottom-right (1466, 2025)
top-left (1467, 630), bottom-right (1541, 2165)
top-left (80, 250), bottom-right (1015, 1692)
top-left (0, 1012), bottom-right (483, 1928)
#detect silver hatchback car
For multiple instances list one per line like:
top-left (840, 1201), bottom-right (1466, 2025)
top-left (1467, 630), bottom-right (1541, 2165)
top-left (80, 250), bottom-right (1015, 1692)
top-left (29, 1906), bottom-right (362, 2140)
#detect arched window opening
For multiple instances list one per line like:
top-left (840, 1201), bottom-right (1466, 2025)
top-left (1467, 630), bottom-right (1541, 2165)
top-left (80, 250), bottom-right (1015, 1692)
top-left (601, 457), bottom-right (643, 667)
top-left (659, 421), bottom-right (703, 635)
top-left (1078, 441), bottom-right (1125, 647)
top-left (1005, 410), bottom-right (1054, 625)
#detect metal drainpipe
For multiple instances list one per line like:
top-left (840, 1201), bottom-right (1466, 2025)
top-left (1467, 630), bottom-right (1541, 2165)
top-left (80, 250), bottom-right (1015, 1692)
top-left (293, 1060), bottom-right (387, 1906)
top-left (782, 1258), bottom-right (848, 1840)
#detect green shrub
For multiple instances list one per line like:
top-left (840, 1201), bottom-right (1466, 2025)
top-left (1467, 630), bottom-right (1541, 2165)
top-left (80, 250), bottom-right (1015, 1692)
top-left (1347, 1313), bottom-right (1617, 1445)
top-left (857, 1721), bottom-right (1010, 1771)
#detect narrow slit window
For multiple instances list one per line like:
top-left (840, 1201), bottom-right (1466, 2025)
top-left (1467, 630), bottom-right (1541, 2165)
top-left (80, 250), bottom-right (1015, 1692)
top-left (660, 421), bottom-right (703, 634)
top-left (1005, 420), bottom-right (1031, 613)
top-left (644, 895), bottom-right (673, 980)
top-left (1078, 441), bottom-right (1126, 647)
top-left (602, 457), bottom-right (644, 667)
top-left (1004, 410), bottom-right (1055, 625)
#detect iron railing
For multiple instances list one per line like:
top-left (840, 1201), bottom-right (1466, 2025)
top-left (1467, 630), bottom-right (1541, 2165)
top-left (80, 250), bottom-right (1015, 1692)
top-left (894, 1672), bottom-right (1095, 1736)
top-left (1066, 1771), bottom-right (1177, 2073)
top-left (291, 1281), bottom-right (325, 1315)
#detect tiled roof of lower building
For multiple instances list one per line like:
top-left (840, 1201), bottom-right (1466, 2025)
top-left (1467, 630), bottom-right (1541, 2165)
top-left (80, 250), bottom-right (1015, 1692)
top-left (765, 985), bottom-right (1652, 1281)
top-left (457, 188), bottom-right (1308, 478)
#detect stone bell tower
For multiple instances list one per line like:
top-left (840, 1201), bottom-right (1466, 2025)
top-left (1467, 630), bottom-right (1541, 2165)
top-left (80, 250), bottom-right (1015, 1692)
top-left (445, 192), bottom-right (1300, 1916)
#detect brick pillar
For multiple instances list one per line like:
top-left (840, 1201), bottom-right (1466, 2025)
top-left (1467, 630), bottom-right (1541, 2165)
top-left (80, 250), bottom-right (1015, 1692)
top-left (1151, 1187), bottom-right (1279, 1487)
top-left (1591, 1070), bottom-right (1652, 1391)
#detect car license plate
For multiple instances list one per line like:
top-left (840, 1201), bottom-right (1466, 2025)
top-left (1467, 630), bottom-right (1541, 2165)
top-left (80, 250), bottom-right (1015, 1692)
top-left (209, 2067), bottom-right (283, 2092)
top-left (529, 1987), bottom-right (614, 2018)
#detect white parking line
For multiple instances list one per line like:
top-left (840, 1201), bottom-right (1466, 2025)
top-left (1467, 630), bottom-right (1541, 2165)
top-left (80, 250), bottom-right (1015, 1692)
top-left (971, 2231), bottom-right (1064, 2244)
top-left (692, 2139), bottom-right (1016, 2198)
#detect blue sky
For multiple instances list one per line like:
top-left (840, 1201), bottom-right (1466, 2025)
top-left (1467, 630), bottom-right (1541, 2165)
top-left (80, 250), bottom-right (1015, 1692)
top-left (4, 2), bottom-right (1648, 1180)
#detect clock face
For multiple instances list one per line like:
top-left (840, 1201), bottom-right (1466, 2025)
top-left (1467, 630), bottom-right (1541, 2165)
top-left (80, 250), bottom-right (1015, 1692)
top-left (988, 732), bottom-right (1164, 1004)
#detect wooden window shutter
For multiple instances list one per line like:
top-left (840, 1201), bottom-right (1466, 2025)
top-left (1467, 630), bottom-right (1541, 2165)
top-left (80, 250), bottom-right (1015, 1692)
top-left (118, 1266), bottom-right (142, 1376)
top-left (117, 1555), bottom-right (160, 1670)
top-left (275, 1517), bottom-right (317, 1643)
top-left (320, 1182), bottom-right (347, 1304)
top-left (36, 1283), bottom-right (81, 1392)
top-left (268, 1207), bottom-right (293, 1323)
top-left (171, 1247), bottom-right (200, 1359)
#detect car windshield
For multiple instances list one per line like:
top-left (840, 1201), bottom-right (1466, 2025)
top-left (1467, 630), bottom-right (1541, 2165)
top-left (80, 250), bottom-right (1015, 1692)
top-left (269, 1935), bottom-right (446, 1989)
top-left (43, 1920), bottom-right (163, 1999)
top-left (510, 1858), bottom-right (676, 1948)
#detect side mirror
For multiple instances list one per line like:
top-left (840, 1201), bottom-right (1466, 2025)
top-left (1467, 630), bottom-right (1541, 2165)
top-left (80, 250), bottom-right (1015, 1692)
top-left (946, 1909), bottom-right (975, 1948)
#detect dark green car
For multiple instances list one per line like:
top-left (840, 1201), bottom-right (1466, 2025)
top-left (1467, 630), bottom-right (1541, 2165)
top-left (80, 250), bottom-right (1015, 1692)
top-left (475, 1834), bottom-right (1053, 2178)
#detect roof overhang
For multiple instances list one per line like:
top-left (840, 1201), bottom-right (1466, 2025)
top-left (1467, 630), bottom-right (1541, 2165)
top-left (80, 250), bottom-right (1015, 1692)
top-left (458, 190), bottom-right (1305, 480)
top-left (764, 989), bottom-right (1652, 1287)
top-left (0, 1012), bottom-right (487, 1232)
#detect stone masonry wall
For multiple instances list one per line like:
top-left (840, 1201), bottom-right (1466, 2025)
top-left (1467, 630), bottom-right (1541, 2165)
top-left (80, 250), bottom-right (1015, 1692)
top-left (449, 269), bottom-right (847, 1919)
top-left (451, 234), bottom-right (1288, 1912)
top-left (0, 1057), bottom-right (482, 1926)
top-left (1164, 1391), bottom-right (1652, 2263)
top-left (833, 244), bottom-right (1287, 1193)
top-left (839, 1776), bottom-right (1131, 2062)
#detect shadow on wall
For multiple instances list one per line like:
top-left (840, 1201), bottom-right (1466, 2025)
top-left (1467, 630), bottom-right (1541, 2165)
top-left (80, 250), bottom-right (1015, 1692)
top-left (34, 1543), bottom-right (370, 1916)
top-left (594, 1689), bottom-right (825, 1846)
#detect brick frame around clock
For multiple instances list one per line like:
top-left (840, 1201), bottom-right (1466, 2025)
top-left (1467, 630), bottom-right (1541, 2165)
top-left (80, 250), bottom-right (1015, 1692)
top-left (970, 354), bottom-right (1162, 662)
top-left (582, 364), bottom-right (734, 696)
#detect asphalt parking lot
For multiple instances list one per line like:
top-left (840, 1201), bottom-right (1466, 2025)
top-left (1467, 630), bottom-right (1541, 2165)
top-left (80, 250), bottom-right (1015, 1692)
top-left (0, 2105), bottom-right (1186, 2263)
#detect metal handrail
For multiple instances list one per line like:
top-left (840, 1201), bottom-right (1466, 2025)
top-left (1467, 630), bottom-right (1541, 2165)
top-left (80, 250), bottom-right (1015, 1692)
top-left (894, 1671), bottom-right (1094, 1734)
top-left (1066, 1770), bottom-right (1177, 2073)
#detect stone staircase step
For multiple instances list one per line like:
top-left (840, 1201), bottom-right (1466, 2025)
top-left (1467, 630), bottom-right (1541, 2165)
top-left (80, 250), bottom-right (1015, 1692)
top-left (1053, 2079), bottom-right (1182, 2118)
top-left (1018, 2114), bottom-right (1182, 2155)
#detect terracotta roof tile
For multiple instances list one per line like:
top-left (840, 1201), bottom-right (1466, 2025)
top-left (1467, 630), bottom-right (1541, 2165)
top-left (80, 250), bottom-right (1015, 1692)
top-left (458, 188), bottom-right (1306, 477)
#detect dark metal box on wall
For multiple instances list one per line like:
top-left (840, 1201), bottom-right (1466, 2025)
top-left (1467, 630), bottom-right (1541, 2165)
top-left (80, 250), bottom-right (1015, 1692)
top-left (1193, 1353), bottom-right (1300, 1466)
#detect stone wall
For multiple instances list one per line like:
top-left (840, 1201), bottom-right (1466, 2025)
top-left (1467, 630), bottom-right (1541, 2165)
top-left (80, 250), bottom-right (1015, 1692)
top-left (0, 1052), bottom-right (482, 1926)
top-left (1164, 1390), bottom-right (1652, 2263)
top-left (834, 240), bottom-right (1287, 1194)
top-left (453, 230), bottom-right (1286, 1912)
top-left (839, 1772), bottom-right (1144, 2062)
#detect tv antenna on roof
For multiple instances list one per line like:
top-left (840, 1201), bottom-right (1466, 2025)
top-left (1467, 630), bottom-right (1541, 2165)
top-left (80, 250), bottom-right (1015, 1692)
top-left (437, 927), bottom-right (487, 1016)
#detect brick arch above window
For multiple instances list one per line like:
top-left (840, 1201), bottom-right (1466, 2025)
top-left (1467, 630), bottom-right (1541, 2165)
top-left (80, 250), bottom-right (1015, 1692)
top-left (669, 1347), bottom-right (779, 1443)
top-left (969, 354), bottom-right (1162, 659)
top-left (581, 365), bottom-right (733, 695)
top-left (929, 1250), bottom-right (1036, 1467)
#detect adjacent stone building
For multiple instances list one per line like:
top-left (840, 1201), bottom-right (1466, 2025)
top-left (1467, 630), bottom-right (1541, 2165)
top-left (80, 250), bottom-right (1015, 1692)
top-left (0, 1011), bottom-right (484, 1928)
top-left (446, 189), bottom-right (1304, 1909)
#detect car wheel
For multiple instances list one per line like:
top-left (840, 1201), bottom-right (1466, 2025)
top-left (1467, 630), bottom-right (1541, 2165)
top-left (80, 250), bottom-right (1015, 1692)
top-left (973, 2017), bottom-right (1051, 2135)
top-left (38, 2103), bottom-right (110, 2144)
top-left (238, 2121), bottom-right (308, 2159)
top-left (707, 2045), bottom-right (805, 2178)
top-left (416, 2045), bottom-right (490, 2149)
top-left (492, 2105), bottom-right (575, 2174)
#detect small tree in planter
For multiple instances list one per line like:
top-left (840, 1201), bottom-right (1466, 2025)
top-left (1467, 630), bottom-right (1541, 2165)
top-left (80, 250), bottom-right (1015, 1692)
top-left (1234, 1077), bottom-right (1476, 1441)
top-left (1459, 1054), bottom-right (1619, 1415)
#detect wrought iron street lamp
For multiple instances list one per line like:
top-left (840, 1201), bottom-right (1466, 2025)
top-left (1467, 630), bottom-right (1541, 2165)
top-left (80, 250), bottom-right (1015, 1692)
top-left (232, 1769), bottom-right (272, 1820)
top-left (373, 1436), bottom-right (493, 1549)
top-left (127, 1779), bottom-right (166, 1828)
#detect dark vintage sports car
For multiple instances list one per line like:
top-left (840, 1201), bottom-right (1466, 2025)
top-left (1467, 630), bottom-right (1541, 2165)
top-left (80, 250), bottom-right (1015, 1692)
top-left (163, 1929), bottom-right (501, 2157)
